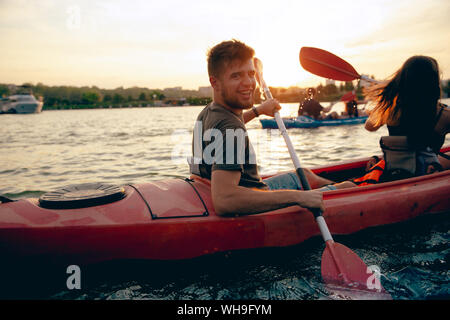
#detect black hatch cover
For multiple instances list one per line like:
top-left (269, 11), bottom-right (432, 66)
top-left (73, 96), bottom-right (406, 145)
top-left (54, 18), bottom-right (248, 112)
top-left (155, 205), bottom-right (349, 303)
top-left (39, 183), bottom-right (126, 209)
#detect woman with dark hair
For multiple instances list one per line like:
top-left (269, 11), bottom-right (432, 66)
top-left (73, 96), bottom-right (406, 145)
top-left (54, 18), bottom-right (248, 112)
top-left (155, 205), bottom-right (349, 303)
top-left (358, 55), bottom-right (450, 184)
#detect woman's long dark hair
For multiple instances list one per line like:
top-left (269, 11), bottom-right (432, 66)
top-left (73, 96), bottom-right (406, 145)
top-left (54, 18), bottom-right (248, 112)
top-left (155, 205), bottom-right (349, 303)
top-left (366, 56), bottom-right (441, 147)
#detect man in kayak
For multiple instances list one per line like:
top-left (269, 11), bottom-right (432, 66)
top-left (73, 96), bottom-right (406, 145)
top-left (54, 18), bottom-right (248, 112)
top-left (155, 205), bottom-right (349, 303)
top-left (190, 40), bottom-right (353, 216)
top-left (298, 88), bottom-right (338, 120)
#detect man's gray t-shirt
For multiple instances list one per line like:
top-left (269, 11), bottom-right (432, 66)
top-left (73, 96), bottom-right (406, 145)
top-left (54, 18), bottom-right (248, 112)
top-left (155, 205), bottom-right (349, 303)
top-left (192, 102), bottom-right (267, 189)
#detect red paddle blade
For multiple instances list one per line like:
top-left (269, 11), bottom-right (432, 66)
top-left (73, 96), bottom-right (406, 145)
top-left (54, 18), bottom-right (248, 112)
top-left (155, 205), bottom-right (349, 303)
top-left (300, 47), bottom-right (360, 81)
top-left (321, 241), bottom-right (392, 300)
top-left (340, 91), bottom-right (357, 102)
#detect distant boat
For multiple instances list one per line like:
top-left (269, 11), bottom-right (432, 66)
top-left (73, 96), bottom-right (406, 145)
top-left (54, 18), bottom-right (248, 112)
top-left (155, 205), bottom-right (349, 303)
top-left (0, 94), bottom-right (43, 114)
top-left (260, 115), bottom-right (368, 129)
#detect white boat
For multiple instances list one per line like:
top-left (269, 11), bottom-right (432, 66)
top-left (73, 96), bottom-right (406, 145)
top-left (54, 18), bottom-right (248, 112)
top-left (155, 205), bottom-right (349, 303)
top-left (0, 94), bottom-right (43, 114)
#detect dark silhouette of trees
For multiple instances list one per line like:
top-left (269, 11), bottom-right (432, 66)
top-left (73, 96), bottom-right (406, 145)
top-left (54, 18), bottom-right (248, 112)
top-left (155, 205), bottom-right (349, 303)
top-left (139, 92), bottom-right (147, 101)
top-left (1, 78), bottom-right (448, 110)
top-left (0, 85), bottom-right (10, 97)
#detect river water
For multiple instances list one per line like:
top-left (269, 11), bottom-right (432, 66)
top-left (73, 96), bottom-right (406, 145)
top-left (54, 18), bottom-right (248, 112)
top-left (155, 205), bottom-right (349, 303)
top-left (0, 101), bottom-right (449, 300)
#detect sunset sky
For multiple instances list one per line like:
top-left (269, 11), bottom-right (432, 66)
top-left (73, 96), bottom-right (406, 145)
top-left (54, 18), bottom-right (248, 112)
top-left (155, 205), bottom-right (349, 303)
top-left (0, 0), bottom-right (449, 90)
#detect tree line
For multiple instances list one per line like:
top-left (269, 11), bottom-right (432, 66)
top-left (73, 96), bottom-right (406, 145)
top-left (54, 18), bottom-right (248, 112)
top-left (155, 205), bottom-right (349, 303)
top-left (1, 79), bottom-right (449, 109)
top-left (0, 83), bottom-right (213, 109)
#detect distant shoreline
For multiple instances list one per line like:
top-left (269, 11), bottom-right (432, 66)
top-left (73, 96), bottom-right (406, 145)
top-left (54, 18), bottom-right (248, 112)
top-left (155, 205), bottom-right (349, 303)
top-left (42, 104), bottom-right (203, 110)
top-left (5, 80), bottom-right (448, 112)
top-left (41, 95), bottom-right (352, 111)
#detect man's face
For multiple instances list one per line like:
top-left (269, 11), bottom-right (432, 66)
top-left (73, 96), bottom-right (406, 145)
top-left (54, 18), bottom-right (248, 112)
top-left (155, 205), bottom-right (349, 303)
top-left (213, 58), bottom-right (256, 110)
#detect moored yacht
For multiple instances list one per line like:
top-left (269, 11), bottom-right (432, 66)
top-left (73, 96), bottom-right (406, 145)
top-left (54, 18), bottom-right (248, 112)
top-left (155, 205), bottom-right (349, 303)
top-left (0, 94), bottom-right (43, 114)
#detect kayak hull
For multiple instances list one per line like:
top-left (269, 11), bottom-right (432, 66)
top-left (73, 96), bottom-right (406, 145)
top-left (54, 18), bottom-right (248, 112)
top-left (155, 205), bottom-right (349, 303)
top-left (1, 146), bottom-right (449, 265)
top-left (260, 116), bottom-right (368, 129)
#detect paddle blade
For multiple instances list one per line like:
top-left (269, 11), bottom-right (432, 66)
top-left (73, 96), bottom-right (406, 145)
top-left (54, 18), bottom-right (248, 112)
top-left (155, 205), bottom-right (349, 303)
top-left (321, 241), bottom-right (392, 300)
top-left (340, 91), bottom-right (357, 102)
top-left (300, 47), bottom-right (360, 81)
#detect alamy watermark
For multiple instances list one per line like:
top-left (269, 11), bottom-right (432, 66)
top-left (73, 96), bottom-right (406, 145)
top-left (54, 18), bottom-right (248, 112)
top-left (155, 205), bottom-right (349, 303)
top-left (66, 5), bottom-right (81, 30)
top-left (190, 121), bottom-right (256, 165)
top-left (66, 265), bottom-right (81, 290)
top-left (65, 3), bottom-right (110, 32)
top-left (366, 265), bottom-right (382, 292)
top-left (173, 121), bottom-right (285, 168)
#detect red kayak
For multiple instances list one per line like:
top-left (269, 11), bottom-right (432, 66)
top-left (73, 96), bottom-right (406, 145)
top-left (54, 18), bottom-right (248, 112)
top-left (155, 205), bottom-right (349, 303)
top-left (1, 146), bottom-right (449, 265)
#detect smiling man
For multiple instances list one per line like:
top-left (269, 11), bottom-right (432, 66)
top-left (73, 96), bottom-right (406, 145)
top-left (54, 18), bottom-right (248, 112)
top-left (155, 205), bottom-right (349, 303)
top-left (191, 40), bottom-right (338, 216)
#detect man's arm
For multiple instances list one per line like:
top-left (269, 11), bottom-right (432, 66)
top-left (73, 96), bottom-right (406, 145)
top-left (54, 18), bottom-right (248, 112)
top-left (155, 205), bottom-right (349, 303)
top-left (211, 170), bottom-right (324, 216)
top-left (322, 105), bottom-right (332, 113)
top-left (243, 99), bottom-right (281, 124)
top-left (321, 101), bottom-right (337, 114)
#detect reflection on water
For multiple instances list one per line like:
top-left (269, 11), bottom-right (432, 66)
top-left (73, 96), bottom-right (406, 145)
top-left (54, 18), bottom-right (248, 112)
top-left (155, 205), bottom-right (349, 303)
top-left (2, 101), bottom-right (449, 196)
top-left (1, 212), bottom-right (448, 300)
top-left (0, 102), bottom-right (385, 195)
top-left (0, 101), bottom-right (449, 300)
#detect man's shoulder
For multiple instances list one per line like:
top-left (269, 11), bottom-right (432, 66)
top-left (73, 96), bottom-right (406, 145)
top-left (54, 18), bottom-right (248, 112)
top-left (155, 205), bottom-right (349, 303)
top-left (303, 98), bottom-right (320, 104)
top-left (310, 99), bottom-right (322, 105)
top-left (307, 99), bottom-right (323, 109)
top-left (198, 103), bottom-right (245, 131)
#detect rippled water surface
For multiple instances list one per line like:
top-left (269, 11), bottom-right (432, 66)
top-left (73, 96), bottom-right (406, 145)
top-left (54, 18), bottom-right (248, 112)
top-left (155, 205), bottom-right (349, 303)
top-left (1, 101), bottom-right (449, 300)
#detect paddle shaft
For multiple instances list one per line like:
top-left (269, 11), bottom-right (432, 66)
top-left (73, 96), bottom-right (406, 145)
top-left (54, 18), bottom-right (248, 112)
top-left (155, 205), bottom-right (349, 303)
top-left (360, 75), bottom-right (379, 83)
top-left (299, 51), bottom-right (394, 293)
top-left (306, 56), bottom-right (378, 83)
top-left (255, 58), bottom-right (384, 294)
top-left (257, 67), bottom-right (333, 243)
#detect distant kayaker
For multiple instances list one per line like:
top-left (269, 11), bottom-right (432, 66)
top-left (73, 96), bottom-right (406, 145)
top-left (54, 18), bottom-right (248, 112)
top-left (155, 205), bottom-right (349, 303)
top-left (344, 99), bottom-right (359, 118)
top-left (340, 91), bottom-right (362, 118)
top-left (298, 88), bottom-right (338, 120)
top-left (190, 40), bottom-right (354, 216)
top-left (358, 55), bottom-right (450, 184)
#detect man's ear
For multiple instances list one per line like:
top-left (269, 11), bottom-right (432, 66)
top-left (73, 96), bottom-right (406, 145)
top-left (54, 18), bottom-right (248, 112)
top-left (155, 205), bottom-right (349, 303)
top-left (210, 76), bottom-right (219, 91)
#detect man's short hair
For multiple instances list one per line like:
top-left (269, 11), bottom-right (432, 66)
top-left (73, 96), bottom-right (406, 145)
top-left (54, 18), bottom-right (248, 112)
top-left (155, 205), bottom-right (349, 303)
top-left (207, 39), bottom-right (255, 79)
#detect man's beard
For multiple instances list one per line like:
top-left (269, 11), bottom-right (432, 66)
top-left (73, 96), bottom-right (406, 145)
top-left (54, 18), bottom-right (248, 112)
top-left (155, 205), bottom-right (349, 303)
top-left (221, 89), bottom-right (254, 110)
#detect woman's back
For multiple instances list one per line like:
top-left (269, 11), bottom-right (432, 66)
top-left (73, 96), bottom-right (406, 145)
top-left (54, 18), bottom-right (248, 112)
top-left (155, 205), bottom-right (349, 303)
top-left (363, 56), bottom-right (449, 178)
top-left (387, 103), bottom-right (449, 152)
